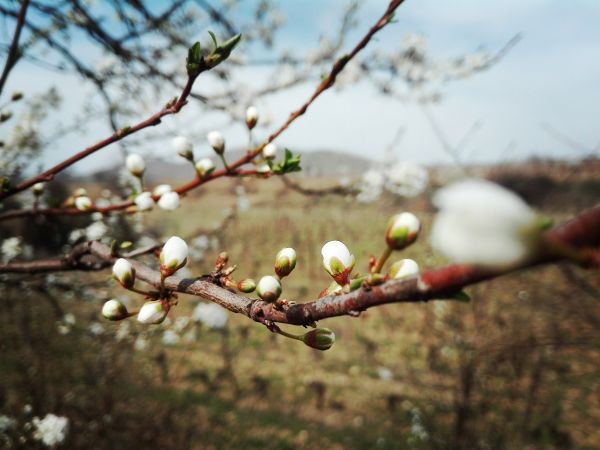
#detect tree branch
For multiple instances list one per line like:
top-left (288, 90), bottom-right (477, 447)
top-left (0, 0), bottom-right (405, 220)
top-left (2, 204), bottom-right (598, 327)
top-left (0, 0), bottom-right (30, 97)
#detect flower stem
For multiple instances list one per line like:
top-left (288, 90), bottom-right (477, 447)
top-left (219, 154), bottom-right (230, 172)
top-left (276, 328), bottom-right (304, 341)
top-left (372, 246), bottom-right (392, 274)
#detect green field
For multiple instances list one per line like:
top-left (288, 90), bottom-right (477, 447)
top-left (1, 171), bottom-right (599, 449)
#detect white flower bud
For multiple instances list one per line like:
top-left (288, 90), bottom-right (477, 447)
top-left (195, 158), bottom-right (215, 177)
top-left (157, 191), bottom-right (180, 210)
top-left (73, 187), bottom-right (88, 197)
top-left (385, 212), bottom-right (421, 250)
top-left (274, 247), bottom-right (297, 277)
top-left (207, 131), bottom-right (225, 155)
top-left (152, 184), bottom-right (172, 197)
top-left (262, 143), bottom-right (277, 160)
top-left (160, 236), bottom-right (188, 275)
top-left (137, 300), bottom-right (168, 324)
top-left (125, 153), bottom-right (145, 177)
top-left (321, 240), bottom-right (355, 284)
top-left (74, 196), bottom-right (92, 211)
top-left (389, 259), bottom-right (419, 279)
top-left (101, 299), bottom-right (129, 321)
top-left (256, 162), bottom-right (271, 174)
top-left (245, 105), bottom-right (258, 129)
top-left (112, 258), bottom-right (135, 287)
top-left (134, 192), bottom-right (154, 211)
top-left (430, 178), bottom-right (540, 266)
top-left (172, 136), bottom-right (194, 160)
top-left (32, 182), bottom-right (45, 196)
top-left (256, 275), bottom-right (282, 302)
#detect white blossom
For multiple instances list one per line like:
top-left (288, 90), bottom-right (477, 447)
top-left (137, 300), bottom-right (168, 324)
top-left (195, 158), bottom-right (215, 177)
top-left (357, 169), bottom-right (385, 203)
top-left (256, 275), bottom-right (282, 302)
top-left (274, 247), bottom-right (297, 277)
top-left (162, 330), bottom-right (180, 346)
top-left (134, 335), bottom-right (148, 351)
top-left (321, 240), bottom-right (355, 279)
top-left (384, 162), bottom-right (428, 197)
top-left (0, 415), bottom-right (16, 432)
top-left (207, 130), bottom-right (225, 154)
top-left (88, 322), bottom-right (104, 336)
top-left (430, 178), bottom-right (539, 266)
top-left (85, 221), bottom-right (108, 241)
top-left (256, 162), bottom-right (271, 174)
top-left (74, 196), bottom-right (92, 211)
top-left (134, 192), bottom-right (154, 211)
top-left (32, 414), bottom-right (69, 447)
top-left (157, 191), bottom-right (180, 210)
top-left (192, 302), bottom-right (228, 329)
top-left (152, 184), bottom-right (172, 197)
top-left (1, 237), bottom-right (21, 263)
top-left (389, 259), bottom-right (420, 279)
top-left (32, 182), bottom-right (45, 195)
top-left (385, 212), bottom-right (421, 250)
top-left (246, 105), bottom-right (258, 129)
top-left (172, 136), bottom-right (194, 159)
top-left (377, 366), bottom-right (393, 381)
top-left (262, 143), bottom-right (277, 160)
top-left (160, 236), bottom-right (188, 272)
top-left (125, 153), bottom-right (145, 176)
top-left (112, 258), bottom-right (134, 286)
top-left (115, 321), bottom-right (130, 341)
top-left (101, 299), bottom-right (129, 321)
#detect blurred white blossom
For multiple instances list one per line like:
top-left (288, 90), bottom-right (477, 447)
top-left (430, 178), bottom-right (539, 266)
top-left (192, 303), bottom-right (228, 330)
top-left (1, 237), bottom-right (21, 263)
top-left (32, 414), bottom-right (69, 447)
top-left (162, 330), bottom-right (180, 346)
top-left (85, 221), bottom-right (108, 241)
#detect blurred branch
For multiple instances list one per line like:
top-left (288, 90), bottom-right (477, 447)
top-left (0, 0), bottom-right (404, 221)
top-left (279, 175), bottom-right (358, 197)
top-left (1, 205), bottom-right (598, 327)
top-left (0, 36), bottom-right (229, 201)
top-left (0, 0), bottom-right (30, 97)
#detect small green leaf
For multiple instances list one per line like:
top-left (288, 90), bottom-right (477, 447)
top-left (272, 148), bottom-right (302, 175)
top-left (207, 30), bottom-right (218, 50)
top-left (120, 241), bottom-right (133, 249)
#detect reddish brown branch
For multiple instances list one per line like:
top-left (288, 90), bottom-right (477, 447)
top-left (0, 0), bottom-right (30, 96)
top-left (2, 205), bottom-right (598, 326)
top-left (0, 0), bottom-right (404, 221)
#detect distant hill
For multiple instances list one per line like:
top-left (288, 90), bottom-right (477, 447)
top-left (85, 149), bottom-right (375, 184)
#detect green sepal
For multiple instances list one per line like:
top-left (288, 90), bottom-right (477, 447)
top-left (328, 256), bottom-right (345, 275)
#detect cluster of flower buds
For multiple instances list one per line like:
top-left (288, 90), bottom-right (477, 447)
top-left (102, 236), bottom-right (190, 325)
top-left (255, 247), bottom-right (298, 304)
top-left (317, 211), bottom-right (422, 298)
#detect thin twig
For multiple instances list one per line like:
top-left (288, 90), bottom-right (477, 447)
top-left (0, 0), bottom-right (30, 96)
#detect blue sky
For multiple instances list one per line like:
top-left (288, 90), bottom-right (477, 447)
top-left (4, 0), bottom-right (600, 173)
